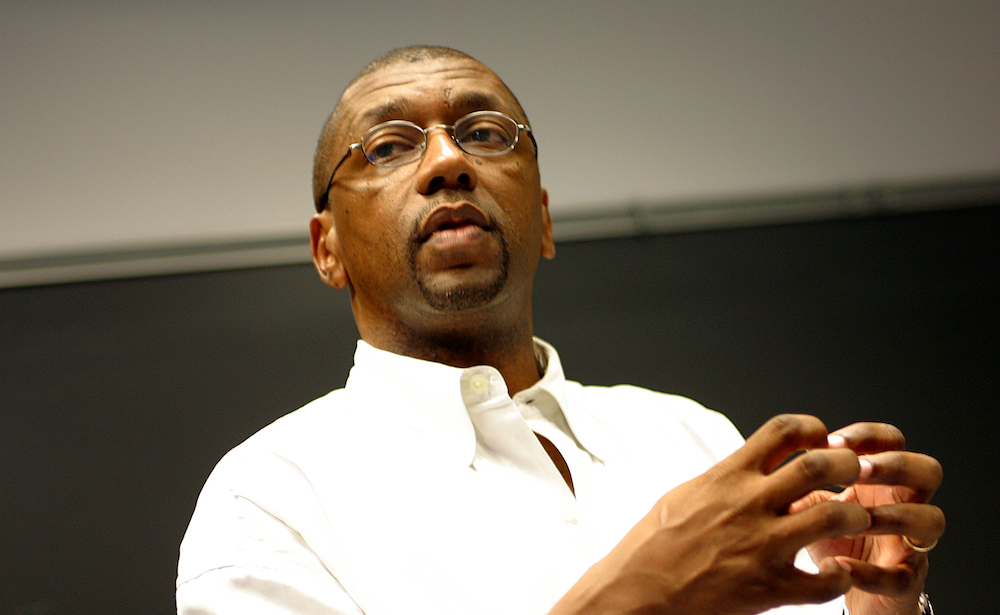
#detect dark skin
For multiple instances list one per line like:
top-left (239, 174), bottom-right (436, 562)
top-left (311, 56), bottom-right (944, 615)
top-left (310, 58), bottom-right (554, 396)
top-left (549, 416), bottom-right (944, 615)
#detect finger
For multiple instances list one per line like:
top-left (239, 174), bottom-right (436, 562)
top-left (787, 488), bottom-right (833, 515)
top-left (735, 414), bottom-right (830, 475)
top-left (828, 422), bottom-right (905, 454)
top-left (836, 557), bottom-right (925, 598)
top-left (775, 558), bottom-right (854, 607)
top-left (776, 500), bottom-right (872, 558)
top-left (856, 451), bottom-right (943, 502)
top-left (865, 503), bottom-right (946, 547)
top-left (765, 448), bottom-right (863, 509)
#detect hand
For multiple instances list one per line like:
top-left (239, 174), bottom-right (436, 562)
top-left (551, 415), bottom-right (877, 615)
top-left (789, 423), bottom-right (945, 615)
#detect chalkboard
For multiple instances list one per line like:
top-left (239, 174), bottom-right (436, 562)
top-left (2, 204), bottom-right (996, 614)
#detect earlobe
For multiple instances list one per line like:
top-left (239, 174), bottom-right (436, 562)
top-left (310, 213), bottom-right (349, 289)
top-left (540, 188), bottom-right (556, 260)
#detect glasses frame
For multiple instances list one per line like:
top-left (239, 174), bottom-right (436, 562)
top-left (315, 110), bottom-right (537, 212)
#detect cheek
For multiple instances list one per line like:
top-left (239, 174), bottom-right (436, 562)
top-left (340, 202), bottom-right (414, 267)
top-left (339, 186), bottom-right (399, 234)
top-left (497, 167), bottom-right (542, 216)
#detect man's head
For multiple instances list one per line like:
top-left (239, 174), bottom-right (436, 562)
top-left (309, 46), bottom-right (555, 353)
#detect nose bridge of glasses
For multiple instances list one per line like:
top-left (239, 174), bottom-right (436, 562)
top-left (423, 123), bottom-right (455, 136)
top-left (422, 123), bottom-right (463, 157)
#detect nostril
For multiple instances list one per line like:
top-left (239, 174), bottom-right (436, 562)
top-left (458, 173), bottom-right (470, 187)
top-left (428, 176), bottom-right (445, 192)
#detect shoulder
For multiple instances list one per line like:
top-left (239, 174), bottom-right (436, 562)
top-left (179, 387), bottom-right (378, 567)
top-left (235, 388), bottom-right (354, 452)
top-left (196, 387), bottom-right (377, 499)
top-left (177, 389), bottom-right (354, 582)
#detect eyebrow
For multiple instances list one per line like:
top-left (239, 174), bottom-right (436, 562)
top-left (356, 100), bottom-right (412, 133)
top-left (352, 90), bottom-right (517, 135)
top-left (449, 91), bottom-right (509, 116)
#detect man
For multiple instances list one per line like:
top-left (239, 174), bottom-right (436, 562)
top-left (177, 46), bottom-right (944, 615)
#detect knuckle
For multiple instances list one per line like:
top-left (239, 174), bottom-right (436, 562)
top-left (767, 414), bottom-right (826, 445)
top-left (873, 505), bottom-right (906, 534)
top-left (843, 422), bottom-right (905, 452)
top-left (816, 502), bottom-right (848, 532)
top-left (930, 505), bottom-right (947, 536)
top-left (882, 423), bottom-right (906, 449)
top-left (887, 569), bottom-right (915, 596)
top-left (880, 451), bottom-right (907, 483)
top-left (820, 501), bottom-right (866, 533)
top-left (927, 457), bottom-right (944, 489)
top-left (909, 455), bottom-right (944, 501)
top-left (796, 452), bottom-right (832, 483)
top-left (768, 414), bottom-right (803, 437)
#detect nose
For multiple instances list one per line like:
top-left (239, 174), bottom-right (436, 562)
top-left (415, 128), bottom-right (478, 195)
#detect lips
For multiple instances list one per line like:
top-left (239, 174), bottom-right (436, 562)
top-left (417, 203), bottom-right (492, 243)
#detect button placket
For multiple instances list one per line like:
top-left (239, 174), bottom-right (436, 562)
top-left (463, 369), bottom-right (568, 493)
top-left (514, 397), bottom-right (584, 528)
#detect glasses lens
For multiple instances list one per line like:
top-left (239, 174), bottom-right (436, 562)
top-left (361, 122), bottom-right (425, 167)
top-left (454, 112), bottom-right (519, 156)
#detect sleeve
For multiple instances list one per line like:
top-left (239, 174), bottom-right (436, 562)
top-left (176, 450), bottom-right (364, 615)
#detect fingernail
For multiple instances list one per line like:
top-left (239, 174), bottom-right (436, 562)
top-left (859, 458), bottom-right (873, 479)
top-left (828, 435), bottom-right (847, 448)
top-left (837, 558), bottom-right (852, 572)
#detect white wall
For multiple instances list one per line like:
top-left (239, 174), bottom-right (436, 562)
top-left (3, 0), bottom-right (998, 260)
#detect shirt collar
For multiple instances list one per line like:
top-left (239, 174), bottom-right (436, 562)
top-left (344, 338), bottom-right (603, 467)
top-left (519, 338), bottom-right (607, 464)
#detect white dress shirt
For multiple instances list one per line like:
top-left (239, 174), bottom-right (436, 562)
top-left (177, 339), bottom-right (844, 615)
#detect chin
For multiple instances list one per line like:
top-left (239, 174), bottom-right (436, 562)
top-left (417, 273), bottom-right (507, 312)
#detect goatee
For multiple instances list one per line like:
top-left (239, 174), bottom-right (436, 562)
top-left (410, 223), bottom-right (510, 312)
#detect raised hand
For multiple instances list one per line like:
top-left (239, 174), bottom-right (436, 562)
top-left (552, 414), bottom-right (882, 615)
top-left (790, 423), bottom-right (944, 615)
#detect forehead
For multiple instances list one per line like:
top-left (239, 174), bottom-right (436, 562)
top-left (337, 58), bottom-right (522, 136)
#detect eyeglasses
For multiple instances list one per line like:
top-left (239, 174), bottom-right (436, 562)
top-left (316, 110), bottom-right (536, 212)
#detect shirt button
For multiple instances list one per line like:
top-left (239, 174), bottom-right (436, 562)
top-left (469, 374), bottom-right (489, 394)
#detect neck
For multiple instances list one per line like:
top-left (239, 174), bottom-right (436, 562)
top-left (357, 312), bottom-right (542, 396)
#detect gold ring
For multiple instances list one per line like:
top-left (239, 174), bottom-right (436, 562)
top-left (902, 535), bottom-right (938, 553)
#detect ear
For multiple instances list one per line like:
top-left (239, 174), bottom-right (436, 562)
top-left (310, 212), bottom-right (350, 289)
top-left (539, 188), bottom-right (556, 260)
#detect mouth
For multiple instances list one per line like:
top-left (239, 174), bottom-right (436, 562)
top-left (417, 203), bottom-right (493, 243)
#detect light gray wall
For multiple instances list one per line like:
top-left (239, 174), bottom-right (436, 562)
top-left (3, 0), bottom-right (999, 260)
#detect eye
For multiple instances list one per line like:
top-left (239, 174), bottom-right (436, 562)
top-left (368, 138), bottom-right (412, 164)
top-left (362, 123), bottom-right (424, 165)
top-left (456, 114), bottom-right (517, 153)
top-left (469, 127), bottom-right (507, 145)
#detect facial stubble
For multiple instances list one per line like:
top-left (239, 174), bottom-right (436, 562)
top-left (407, 217), bottom-right (511, 312)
